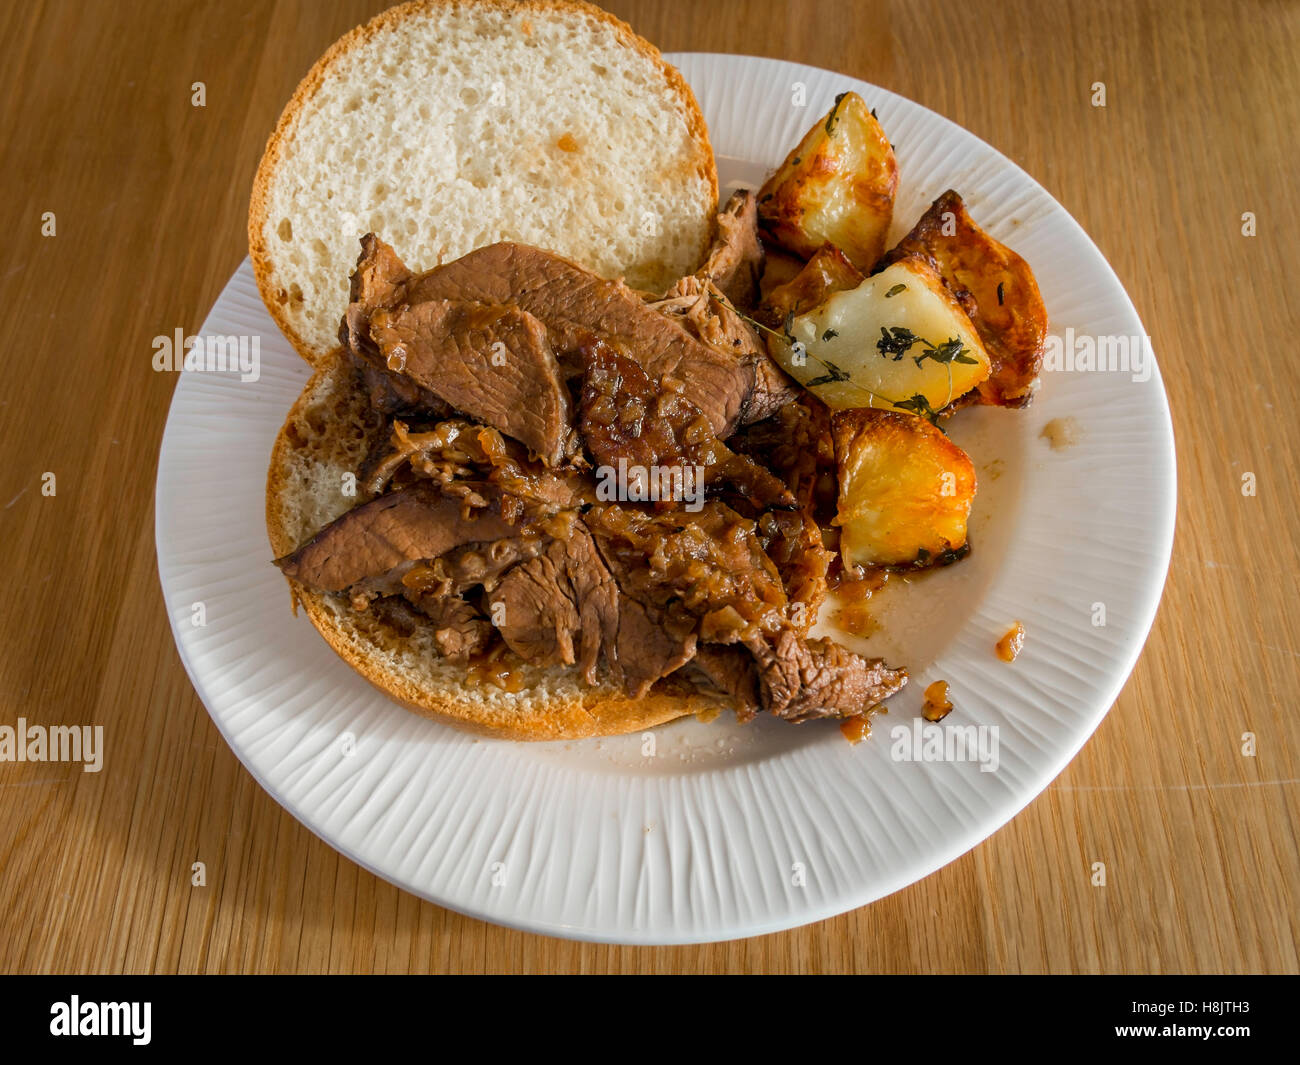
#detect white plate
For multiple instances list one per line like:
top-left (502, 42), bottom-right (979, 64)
top-left (156, 53), bottom-right (1175, 944)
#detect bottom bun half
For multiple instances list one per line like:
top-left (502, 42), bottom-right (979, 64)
top-left (265, 352), bottom-right (713, 740)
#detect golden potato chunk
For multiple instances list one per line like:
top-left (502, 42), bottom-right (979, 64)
top-left (758, 246), bottom-right (807, 300)
top-left (755, 242), bottom-right (864, 329)
top-left (832, 408), bottom-right (976, 570)
top-left (880, 190), bottom-right (1047, 406)
top-left (757, 92), bottom-right (898, 271)
top-left (768, 255), bottom-right (992, 415)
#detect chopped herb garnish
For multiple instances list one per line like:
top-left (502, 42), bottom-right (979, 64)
top-left (913, 336), bottom-right (978, 368)
top-left (821, 328), bottom-right (839, 341)
top-left (792, 156), bottom-right (802, 165)
top-left (870, 107), bottom-right (879, 120)
top-left (804, 361), bottom-right (852, 387)
top-left (825, 92), bottom-right (848, 136)
top-left (891, 393), bottom-right (944, 428)
top-left (900, 542), bottom-right (970, 570)
top-left (997, 281), bottom-right (1005, 305)
top-left (877, 325), bottom-right (920, 360)
top-left (889, 542), bottom-right (971, 571)
top-left (877, 326), bottom-right (976, 376)
top-left (885, 283), bottom-right (907, 298)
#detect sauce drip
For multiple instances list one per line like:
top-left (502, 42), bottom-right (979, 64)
top-left (840, 714), bottom-right (871, 745)
top-left (922, 680), bottom-right (953, 722)
top-left (996, 621), bottom-right (1026, 662)
top-left (467, 650), bottom-right (527, 693)
top-left (829, 566), bottom-right (888, 637)
top-left (1040, 417), bottom-right (1080, 450)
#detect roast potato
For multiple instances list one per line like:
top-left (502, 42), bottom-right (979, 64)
top-left (758, 246), bottom-right (807, 299)
top-left (879, 190), bottom-right (1047, 406)
top-left (755, 242), bottom-right (864, 329)
top-left (831, 408), bottom-right (976, 570)
top-left (767, 255), bottom-right (992, 415)
top-left (757, 92), bottom-right (898, 271)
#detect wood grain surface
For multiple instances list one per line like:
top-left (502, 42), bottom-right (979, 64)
top-left (0, 0), bottom-right (1296, 974)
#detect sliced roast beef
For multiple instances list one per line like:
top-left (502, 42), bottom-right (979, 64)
top-left (351, 354), bottom-right (450, 417)
top-left (577, 335), bottom-right (794, 512)
top-left (356, 417), bottom-right (452, 493)
top-left (401, 537), bottom-right (547, 599)
top-left (649, 274), bottom-right (798, 425)
top-left (602, 597), bottom-right (697, 700)
top-left (367, 588), bottom-right (494, 664)
top-left (732, 396), bottom-right (839, 518)
top-left (689, 645), bottom-right (761, 723)
top-left (651, 190), bottom-right (792, 424)
top-left (744, 631), bottom-right (907, 723)
top-left (656, 275), bottom-right (762, 356)
top-left (490, 525), bottom-right (695, 696)
top-left (490, 549), bottom-right (583, 671)
top-left (740, 361), bottom-right (801, 425)
top-left (366, 595), bottom-right (428, 637)
top-left (356, 416), bottom-right (492, 494)
top-left (418, 596), bottom-right (495, 663)
top-left (755, 508), bottom-right (831, 635)
top-left (357, 419), bottom-right (590, 518)
top-left (274, 482), bottom-right (516, 593)
top-left (272, 230), bottom-right (917, 730)
top-left (668, 189), bottom-right (765, 310)
top-left (584, 499), bottom-right (899, 721)
top-left (364, 299), bottom-right (571, 466)
top-left (343, 235), bottom-right (755, 437)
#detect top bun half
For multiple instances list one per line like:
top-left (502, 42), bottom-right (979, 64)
top-left (249, 0), bottom-right (718, 363)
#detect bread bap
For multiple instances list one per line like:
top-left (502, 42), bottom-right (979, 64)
top-left (249, 0), bottom-right (718, 364)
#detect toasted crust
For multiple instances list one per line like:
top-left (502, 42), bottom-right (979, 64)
top-left (249, 0), bottom-right (717, 366)
top-left (265, 354), bottom-right (709, 740)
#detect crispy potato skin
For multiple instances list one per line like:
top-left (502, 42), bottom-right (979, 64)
top-left (755, 242), bottom-right (864, 329)
top-left (758, 92), bottom-right (899, 272)
top-left (879, 190), bottom-right (1047, 406)
top-left (831, 408), bottom-right (976, 570)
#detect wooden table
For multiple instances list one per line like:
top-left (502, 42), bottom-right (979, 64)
top-left (1, 0), bottom-right (1296, 974)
